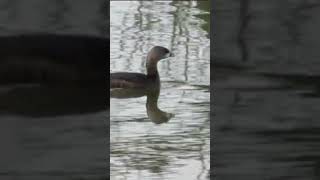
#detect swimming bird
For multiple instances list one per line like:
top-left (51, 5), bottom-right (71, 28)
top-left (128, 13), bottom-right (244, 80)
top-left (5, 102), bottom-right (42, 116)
top-left (110, 46), bottom-right (173, 89)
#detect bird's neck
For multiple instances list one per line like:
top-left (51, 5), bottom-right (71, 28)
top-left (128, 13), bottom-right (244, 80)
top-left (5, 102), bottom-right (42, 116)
top-left (146, 58), bottom-right (159, 78)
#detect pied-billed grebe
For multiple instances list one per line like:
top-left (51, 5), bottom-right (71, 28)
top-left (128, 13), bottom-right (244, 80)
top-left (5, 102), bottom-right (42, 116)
top-left (111, 46), bottom-right (173, 89)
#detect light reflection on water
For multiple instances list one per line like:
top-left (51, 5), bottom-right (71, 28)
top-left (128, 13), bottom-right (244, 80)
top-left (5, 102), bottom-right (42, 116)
top-left (110, 1), bottom-right (210, 180)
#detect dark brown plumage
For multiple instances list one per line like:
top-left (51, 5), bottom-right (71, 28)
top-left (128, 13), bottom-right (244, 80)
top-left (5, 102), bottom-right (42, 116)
top-left (110, 46), bottom-right (173, 89)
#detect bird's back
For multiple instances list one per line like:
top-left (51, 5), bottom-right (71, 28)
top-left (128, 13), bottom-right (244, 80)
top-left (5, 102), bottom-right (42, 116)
top-left (110, 72), bottom-right (148, 88)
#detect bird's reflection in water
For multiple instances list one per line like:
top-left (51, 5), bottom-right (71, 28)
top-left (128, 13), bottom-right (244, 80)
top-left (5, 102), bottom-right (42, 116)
top-left (111, 87), bottom-right (174, 124)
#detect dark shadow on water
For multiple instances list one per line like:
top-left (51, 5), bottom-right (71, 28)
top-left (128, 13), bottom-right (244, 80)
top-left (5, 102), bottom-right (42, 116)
top-left (0, 85), bottom-right (107, 117)
top-left (0, 33), bottom-right (109, 117)
top-left (0, 33), bottom-right (108, 85)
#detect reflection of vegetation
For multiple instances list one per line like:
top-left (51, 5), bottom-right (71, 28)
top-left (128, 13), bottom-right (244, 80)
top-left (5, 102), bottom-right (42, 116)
top-left (130, 151), bottom-right (170, 174)
top-left (111, 139), bottom-right (170, 178)
top-left (195, 0), bottom-right (211, 35)
top-left (238, 0), bottom-right (250, 62)
top-left (168, 1), bottom-right (210, 81)
top-left (111, 2), bottom-right (210, 179)
top-left (46, 0), bottom-right (70, 31)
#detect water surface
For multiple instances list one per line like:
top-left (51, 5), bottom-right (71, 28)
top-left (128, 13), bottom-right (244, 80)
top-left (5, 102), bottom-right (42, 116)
top-left (0, 0), bottom-right (107, 179)
top-left (214, 1), bottom-right (320, 179)
top-left (110, 1), bottom-right (210, 180)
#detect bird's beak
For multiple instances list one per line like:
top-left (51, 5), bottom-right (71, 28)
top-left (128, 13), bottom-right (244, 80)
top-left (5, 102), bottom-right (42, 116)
top-left (163, 51), bottom-right (174, 59)
top-left (165, 52), bottom-right (174, 58)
